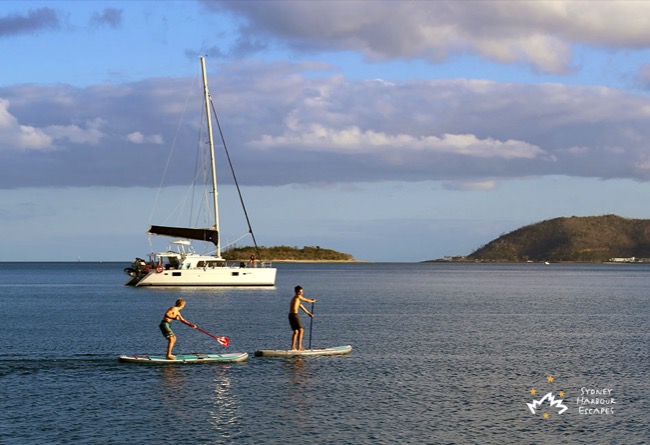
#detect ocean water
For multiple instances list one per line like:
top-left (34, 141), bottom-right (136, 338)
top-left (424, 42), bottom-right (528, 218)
top-left (0, 262), bottom-right (647, 444)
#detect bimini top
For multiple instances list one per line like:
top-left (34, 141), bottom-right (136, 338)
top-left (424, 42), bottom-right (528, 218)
top-left (147, 225), bottom-right (219, 247)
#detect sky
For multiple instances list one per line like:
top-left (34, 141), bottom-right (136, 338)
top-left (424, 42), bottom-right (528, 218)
top-left (3, 0), bottom-right (650, 262)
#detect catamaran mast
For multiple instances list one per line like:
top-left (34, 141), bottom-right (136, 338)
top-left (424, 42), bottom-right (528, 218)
top-left (200, 56), bottom-right (221, 258)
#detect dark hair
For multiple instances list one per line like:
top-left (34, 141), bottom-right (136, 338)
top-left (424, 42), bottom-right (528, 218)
top-left (294, 285), bottom-right (302, 293)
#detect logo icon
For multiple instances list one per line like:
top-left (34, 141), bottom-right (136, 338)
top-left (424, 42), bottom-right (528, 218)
top-left (527, 376), bottom-right (568, 419)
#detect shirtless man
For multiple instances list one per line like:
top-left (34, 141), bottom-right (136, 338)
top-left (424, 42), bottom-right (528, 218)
top-left (288, 285), bottom-right (316, 350)
top-left (160, 298), bottom-right (195, 359)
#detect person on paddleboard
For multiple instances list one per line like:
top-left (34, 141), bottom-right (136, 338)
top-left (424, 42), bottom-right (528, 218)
top-left (289, 285), bottom-right (316, 350)
top-left (160, 298), bottom-right (196, 360)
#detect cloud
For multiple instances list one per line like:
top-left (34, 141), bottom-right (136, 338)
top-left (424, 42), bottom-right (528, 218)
top-left (206, 0), bottom-right (650, 73)
top-left (0, 99), bottom-right (106, 151)
top-left (442, 181), bottom-right (497, 191)
top-left (127, 131), bottom-right (164, 144)
top-left (0, 7), bottom-right (59, 37)
top-left (0, 99), bottom-right (52, 150)
top-left (90, 8), bottom-right (123, 29)
top-left (252, 120), bottom-right (548, 161)
top-left (43, 118), bottom-right (107, 145)
top-left (2, 63), bottom-right (650, 188)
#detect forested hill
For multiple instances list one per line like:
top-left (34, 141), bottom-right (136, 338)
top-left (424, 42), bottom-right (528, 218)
top-left (467, 215), bottom-right (650, 262)
top-left (223, 245), bottom-right (355, 262)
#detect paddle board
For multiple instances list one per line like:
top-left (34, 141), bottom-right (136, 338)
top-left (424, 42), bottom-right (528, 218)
top-left (254, 345), bottom-right (352, 357)
top-left (118, 352), bottom-right (248, 363)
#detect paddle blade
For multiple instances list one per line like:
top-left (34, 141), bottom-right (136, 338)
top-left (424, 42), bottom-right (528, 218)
top-left (186, 321), bottom-right (229, 347)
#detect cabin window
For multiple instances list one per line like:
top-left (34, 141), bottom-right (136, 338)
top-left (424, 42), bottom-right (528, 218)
top-left (172, 272), bottom-right (182, 277)
top-left (231, 272), bottom-right (239, 276)
top-left (197, 261), bottom-right (205, 267)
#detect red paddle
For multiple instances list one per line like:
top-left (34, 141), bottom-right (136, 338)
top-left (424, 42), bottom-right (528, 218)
top-left (182, 319), bottom-right (230, 347)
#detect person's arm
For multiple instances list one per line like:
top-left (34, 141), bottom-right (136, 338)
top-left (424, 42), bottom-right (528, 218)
top-left (300, 303), bottom-right (314, 318)
top-left (177, 312), bottom-right (196, 328)
top-left (299, 295), bottom-right (316, 304)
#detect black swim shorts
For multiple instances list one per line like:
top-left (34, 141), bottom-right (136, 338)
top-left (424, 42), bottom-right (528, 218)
top-left (288, 313), bottom-right (302, 330)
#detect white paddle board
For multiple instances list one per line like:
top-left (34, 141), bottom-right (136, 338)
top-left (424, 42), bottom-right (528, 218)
top-left (254, 345), bottom-right (352, 357)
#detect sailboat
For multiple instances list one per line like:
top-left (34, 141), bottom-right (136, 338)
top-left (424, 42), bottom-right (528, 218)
top-left (124, 57), bottom-right (277, 287)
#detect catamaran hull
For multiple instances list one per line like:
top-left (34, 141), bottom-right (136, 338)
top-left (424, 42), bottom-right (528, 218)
top-left (125, 267), bottom-right (277, 287)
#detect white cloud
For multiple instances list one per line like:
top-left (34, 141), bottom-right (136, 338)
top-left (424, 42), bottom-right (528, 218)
top-left (3, 66), bottom-right (650, 188)
top-left (127, 131), bottom-right (164, 144)
top-left (0, 98), bottom-right (52, 150)
top-left (0, 99), bottom-right (108, 151)
top-left (252, 121), bottom-right (547, 161)
top-left (43, 118), bottom-right (106, 145)
top-left (212, 0), bottom-right (650, 73)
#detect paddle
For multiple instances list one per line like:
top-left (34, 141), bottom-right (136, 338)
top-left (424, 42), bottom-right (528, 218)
top-left (308, 302), bottom-right (315, 349)
top-left (181, 319), bottom-right (230, 347)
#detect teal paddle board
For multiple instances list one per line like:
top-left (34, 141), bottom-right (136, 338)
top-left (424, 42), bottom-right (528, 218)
top-left (118, 352), bottom-right (248, 363)
top-left (254, 345), bottom-right (352, 357)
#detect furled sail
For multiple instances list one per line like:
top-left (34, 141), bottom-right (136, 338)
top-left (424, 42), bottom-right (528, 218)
top-left (148, 225), bottom-right (219, 247)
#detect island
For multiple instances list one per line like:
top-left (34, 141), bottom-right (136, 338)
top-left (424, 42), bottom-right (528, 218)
top-left (223, 245), bottom-right (355, 262)
top-left (431, 214), bottom-right (650, 263)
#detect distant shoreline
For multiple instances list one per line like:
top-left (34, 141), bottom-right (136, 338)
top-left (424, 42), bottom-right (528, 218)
top-left (423, 259), bottom-right (650, 264)
top-left (263, 259), bottom-right (363, 263)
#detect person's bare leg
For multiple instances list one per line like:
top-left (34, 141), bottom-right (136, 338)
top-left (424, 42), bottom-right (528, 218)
top-left (291, 330), bottom-right (299, 350)
top-left (297, 328), bottom-right (305, 350)
top-left (166, 335), bottom-right (177, 360)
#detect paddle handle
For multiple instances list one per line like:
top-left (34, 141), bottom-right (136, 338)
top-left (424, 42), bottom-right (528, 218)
top-left (308, 302), bottom-right (315, 349)
top-left (181, 319), bottom-right (229, 347)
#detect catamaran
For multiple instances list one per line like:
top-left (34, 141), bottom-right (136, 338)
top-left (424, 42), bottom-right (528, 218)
top-left (124, 57), bottom-right (277, 287)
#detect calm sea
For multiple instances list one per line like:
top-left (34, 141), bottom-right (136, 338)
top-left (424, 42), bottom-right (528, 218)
top-left (0, 262), bottom-right (647, 444)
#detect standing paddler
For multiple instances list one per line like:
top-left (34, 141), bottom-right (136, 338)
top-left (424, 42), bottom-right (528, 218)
top-left (160, 298), bottom-right (196, 360)
top-left (288, 285), bottom-right (316, 350)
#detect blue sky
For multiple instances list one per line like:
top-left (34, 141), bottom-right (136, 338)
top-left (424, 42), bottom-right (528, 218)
top-left (3, 1), bottom-right (650, 262)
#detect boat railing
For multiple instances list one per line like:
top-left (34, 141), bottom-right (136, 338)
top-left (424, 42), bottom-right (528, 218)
top-left (231, 261), bottom-right (273, 269)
